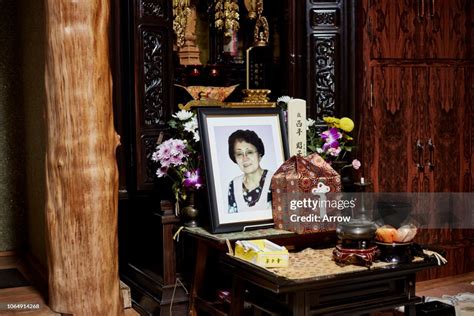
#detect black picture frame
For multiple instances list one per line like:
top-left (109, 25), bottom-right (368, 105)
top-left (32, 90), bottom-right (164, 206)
top-left (198, 107), bottom-right (289, 233)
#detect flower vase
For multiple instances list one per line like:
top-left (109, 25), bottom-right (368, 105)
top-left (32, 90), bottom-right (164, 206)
top-left (181, 190), bottom-right (199, 227)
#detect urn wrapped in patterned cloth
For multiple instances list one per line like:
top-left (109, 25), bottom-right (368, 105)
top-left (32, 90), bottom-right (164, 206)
top-left (271, 153), bottom-right (341, 234)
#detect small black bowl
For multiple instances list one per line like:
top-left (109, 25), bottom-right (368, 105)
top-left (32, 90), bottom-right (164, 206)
top-left (375, 241), bottom-right (413, 263)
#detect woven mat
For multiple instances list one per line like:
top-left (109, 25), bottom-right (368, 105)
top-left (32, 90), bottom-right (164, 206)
top-left (185, 227), bottom-right (293, 242)
top-left (266, 248), bottom-right (422, 280)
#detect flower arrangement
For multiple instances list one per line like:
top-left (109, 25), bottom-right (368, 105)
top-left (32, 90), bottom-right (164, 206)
top-left (151, 110), bottom-right (204, 203)
top-left (277, 96), bottom-right (360, 170)
top-left (307, 116), bottom-right (360, 170)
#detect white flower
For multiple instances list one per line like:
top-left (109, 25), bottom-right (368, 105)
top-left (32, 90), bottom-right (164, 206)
top-left (156, 167), bottom-right (168, 177)
top-left (306, 118), bottom-right (316, 130)
top-left (316, 147), bottom-right (324, 154)
top-left (277, 96), bottom-right (293, 104)
top-left (192, 130), bottom-right (200, 142)
top-left (172, 110), bottom-right (194, 121)
top-left (184, 116), bottom-right (198, 134)
top-left (327, 147), bottom-right (342, 157)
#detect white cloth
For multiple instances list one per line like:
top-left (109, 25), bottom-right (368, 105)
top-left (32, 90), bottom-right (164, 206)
top-left (229, 170), bottom-right (273, 213)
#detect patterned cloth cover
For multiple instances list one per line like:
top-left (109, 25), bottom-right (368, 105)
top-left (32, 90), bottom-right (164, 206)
top-left (271, 153), bottom-right (341, 234)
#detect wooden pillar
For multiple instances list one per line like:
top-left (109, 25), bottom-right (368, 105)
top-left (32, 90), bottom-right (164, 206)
top-left (44, 1), bottom-right (122, 315)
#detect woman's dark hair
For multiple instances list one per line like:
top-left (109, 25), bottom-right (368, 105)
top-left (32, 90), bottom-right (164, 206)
top-left (228, 129), bottom-right (265, 163)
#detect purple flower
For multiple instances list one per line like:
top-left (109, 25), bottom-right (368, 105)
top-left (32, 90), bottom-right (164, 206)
top-left (168, 154), bottom-right (185, 166)
top-left (183, 169), bottom-right (204, 189)
top-left (153, 138), bottom-right (189, 167)
top-left (321, 128), bottom-right (342, 151)
top-left (168, 139), bottom-right (186, 156)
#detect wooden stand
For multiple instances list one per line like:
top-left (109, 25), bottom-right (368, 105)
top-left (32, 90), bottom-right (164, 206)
top-left (120, 201), bottom-right (189, 315)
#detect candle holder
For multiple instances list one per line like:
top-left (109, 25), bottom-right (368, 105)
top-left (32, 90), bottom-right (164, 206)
top-left (242, 89), bottom-right (271, 103)
top-left (333, 179), bottom-right (378, 266)
top-left (227, 89), bottom-right (275, 107)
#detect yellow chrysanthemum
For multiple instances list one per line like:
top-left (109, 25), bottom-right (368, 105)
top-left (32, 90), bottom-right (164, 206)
top-left (323, 116), bottom-right (340, 128)
top-left (323, 116), bottom-right (338, 124)
top-left (339, 117), bottom-right (354, 132)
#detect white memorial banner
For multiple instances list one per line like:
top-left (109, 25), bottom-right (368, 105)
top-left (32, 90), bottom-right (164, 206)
top-left (287, 99), bottom-right (307, 156)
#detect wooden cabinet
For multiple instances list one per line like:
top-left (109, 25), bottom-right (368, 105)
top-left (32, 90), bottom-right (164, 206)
top-left (366, 0), bottom-right (469, 59)
top-left (424, 0), bottom-right (470, 59)
top-left (366, 0), bottom-right (423, 59)
top-left (359, 0), bottom-right (473, 279)
top-left (367, 65), bottom-right (470, 192)
top-left (360, 0), bottom-right (472, 193)
top-left (422, 66), bottom-right (470, 192)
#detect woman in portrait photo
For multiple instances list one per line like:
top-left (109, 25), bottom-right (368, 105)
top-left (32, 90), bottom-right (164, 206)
top-left (227, 129), bottom-right (273, 213)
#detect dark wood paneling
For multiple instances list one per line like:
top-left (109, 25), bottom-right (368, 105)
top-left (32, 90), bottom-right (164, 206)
top-left (424, 67), bottom-right (469, 192)
top-left (360, 0), bottom-right (472, 193)
top-left (114, 0), bottom-right (185, 314)
top-left (358, 0), bottom-right (472, 280)
top-left (367, 0), bottom-right (470, 60)
top-left (305, 0), bottom-right (353, 120)
top-left (424, 0), bottom-right (469, 59)
top-left (309, 34), bottom-right (339, 120)
top-left (286, 0), bottom-right (306, 99)
top-left (366, 0), bottom-right (422, 59)
top-left (367, 66), bottom-right (420, 192)
top-left (134, 21), bottom-right (172, 191)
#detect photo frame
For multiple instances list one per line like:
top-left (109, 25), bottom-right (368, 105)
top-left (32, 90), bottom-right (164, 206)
top-left (198, 108), bottom-right (289, 233)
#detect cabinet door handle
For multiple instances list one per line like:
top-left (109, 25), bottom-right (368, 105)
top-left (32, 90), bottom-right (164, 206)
top-left (416, 139), bottom-right (424, 171)
top-left (370, 83), bottom-right (374, 108)
top-left (418, 0), bottom-right (425, 18)
top-left (427, 138), bottom-right (435, 170)
top-left (429, 0), bottom-right (435, 17)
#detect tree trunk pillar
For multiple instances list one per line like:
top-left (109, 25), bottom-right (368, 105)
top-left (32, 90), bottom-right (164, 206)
top-left (44, 0), bottom-right (122, 315)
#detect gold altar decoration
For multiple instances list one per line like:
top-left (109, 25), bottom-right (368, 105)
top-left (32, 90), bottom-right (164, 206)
top-left (214, 0), bottom-right (240, 37)
top-left (227, 89), bottom-right (275, 108)
top-left (242, 89), bottom-right (270, 103)
top-left (254, 16), bottom-right (269, 46)
top-left (175, 84), bottom-right (239, 101)
top-left (173, 0), bottom-right (191, 48)
top-left (176, 84), bottom-right (239, 110)
top-left (244, 0), bottom-right (257, 19)
top-left (178, 5), bottom-right (202, 65)
top-left (252, 0), bottom-right (269, 46)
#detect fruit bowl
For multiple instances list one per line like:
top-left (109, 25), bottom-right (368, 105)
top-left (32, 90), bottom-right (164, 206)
top-left (375, 224), bottom-right (417, 243)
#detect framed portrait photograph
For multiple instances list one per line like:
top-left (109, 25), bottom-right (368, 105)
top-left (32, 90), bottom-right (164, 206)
top-left (198, 108), bottom-right (289, 233)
